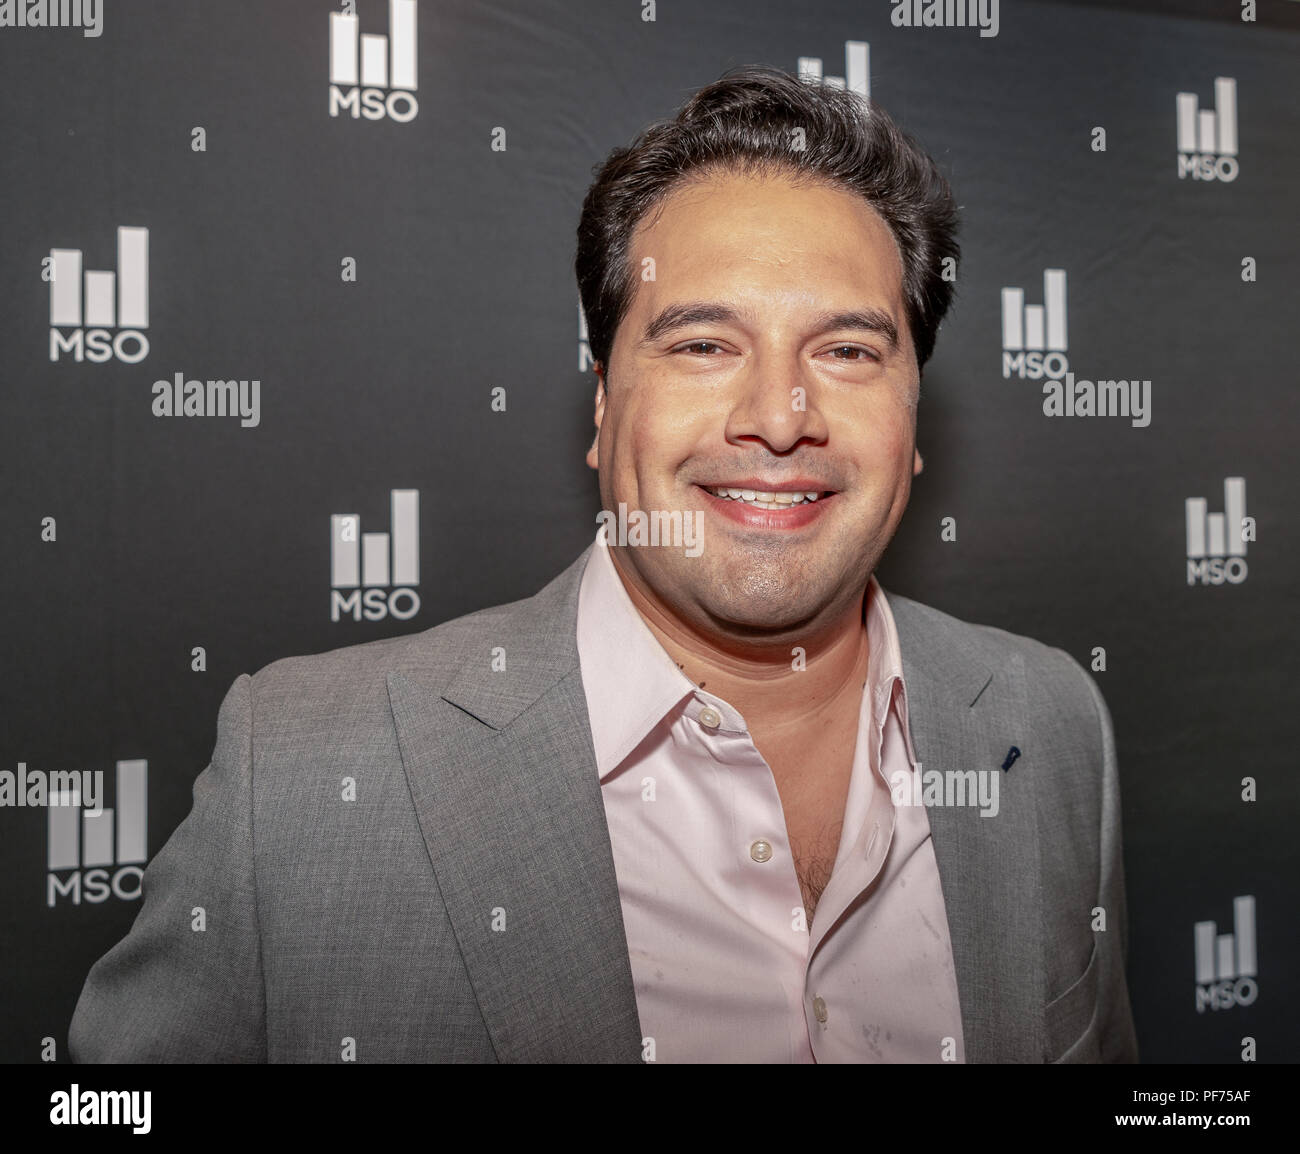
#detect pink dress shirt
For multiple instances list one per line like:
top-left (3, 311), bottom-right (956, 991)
top-left (575, 532), bottom-right (966, 1062)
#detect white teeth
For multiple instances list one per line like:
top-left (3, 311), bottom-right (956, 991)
top-left (705, 486), bottom-right (825, 507)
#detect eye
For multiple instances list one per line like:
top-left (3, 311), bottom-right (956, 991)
top-left (827, 345), bottom-right (876, 362)
top-left (675, 340), bottom-right (724, 355)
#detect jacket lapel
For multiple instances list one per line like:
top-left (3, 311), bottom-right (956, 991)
top-left (890, 593), bottom-right (1044, 1062)
top-left (386, 546), bottom-right (643, 1063)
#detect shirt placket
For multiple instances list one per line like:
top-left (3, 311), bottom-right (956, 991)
top-left (803, 676), bottom-right (900, 1060)
top-left (688, 692), bottom-right (814, 1060)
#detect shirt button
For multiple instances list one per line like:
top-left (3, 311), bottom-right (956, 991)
top-left (698, 706), bottom-right (722, 729)
top-left (749, 839), bottom-right (773, 863)
top-left (812, 996), bottom-right (828, 1023)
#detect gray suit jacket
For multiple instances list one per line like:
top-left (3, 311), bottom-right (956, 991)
top-left (69, 544), bottom-right (1138, 1063)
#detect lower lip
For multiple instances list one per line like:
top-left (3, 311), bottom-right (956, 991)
top-left (695, 485), bottom-right (836, 530)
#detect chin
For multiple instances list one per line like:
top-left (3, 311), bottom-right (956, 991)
top-left (698, 586), bottom-right (820, 631)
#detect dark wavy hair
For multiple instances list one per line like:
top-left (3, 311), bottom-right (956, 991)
top-left (575, 64), bottom-right (960, 380)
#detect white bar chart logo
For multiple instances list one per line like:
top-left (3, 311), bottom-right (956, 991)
top-left (1194, 895), bottom-right (1258, 1011)
top-left (46, 760), bottom-right (148, 907)
top-left (329, 0), bottom-right (419, 122)
top-left (331, 489), bottom-right (421, 621)
top-left (797, 40), bottom-right (869, 101)
top-left (1185, 476), bottom-right (1249, 585)
top-left (47, 226), bottom-right (150, 363)
top-left (1176, 77), bottom-right (1239, 182)
top-left (1001, 269), bottom-right (1068, 379)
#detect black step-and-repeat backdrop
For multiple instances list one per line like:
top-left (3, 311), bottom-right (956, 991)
top-left (3, 0), bottom-right (1297, 1064)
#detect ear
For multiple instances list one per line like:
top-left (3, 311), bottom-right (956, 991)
top-left (585, 366), bottom-right (607, 471)
top-left (912, 446), bottom-right (924, 476)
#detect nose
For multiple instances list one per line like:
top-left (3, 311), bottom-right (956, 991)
top-left (722, 355), bottom-right (829, 455)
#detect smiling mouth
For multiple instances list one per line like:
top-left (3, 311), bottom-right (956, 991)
top-left (698, 484), bottom-right (835, 511)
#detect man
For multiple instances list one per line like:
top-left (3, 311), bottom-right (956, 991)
top-left (70, 65), bottom-right (1137, 1063)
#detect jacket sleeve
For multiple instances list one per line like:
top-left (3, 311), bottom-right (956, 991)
top-left (68, 673), bottom-right (267, 1062)
top-left (1075, 661), bottom-right (1140, 1063)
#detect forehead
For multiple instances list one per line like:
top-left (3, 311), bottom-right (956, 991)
top-left (627, 168), bottom-right (905, 312)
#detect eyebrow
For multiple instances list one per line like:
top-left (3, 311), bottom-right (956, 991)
top-left (640, 301), bottom-right (900, 352)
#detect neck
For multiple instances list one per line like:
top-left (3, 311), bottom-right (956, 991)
top-left (607, 547), bottom-right (870, 737)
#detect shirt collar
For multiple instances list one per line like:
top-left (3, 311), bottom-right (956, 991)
top-left (863, 569), bottom-right (920, 768)
top-left (576, 532), bottom-right (696, 778)
top-left (575, 529), bottom-right (918, 778)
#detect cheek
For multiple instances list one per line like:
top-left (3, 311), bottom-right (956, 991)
top-left (856, 407), bottom-right (913, 464)
top-left (625, 404), bottom-right (708, 470)
top-left (604, 416), bottom-right (667, 497)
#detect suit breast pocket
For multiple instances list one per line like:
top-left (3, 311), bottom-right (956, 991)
top-left (1045, 939), bottom-right (1101, 1063)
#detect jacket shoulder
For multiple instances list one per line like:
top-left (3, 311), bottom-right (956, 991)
top-left (245, 595), bottom-right (521, 719)
top-left (885, 590), bottom-right (1104, 730)
top-left (248, 547), bottom-right (591, 705)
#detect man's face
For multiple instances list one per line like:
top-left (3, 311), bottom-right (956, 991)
top-left (586, 168), bottom-right (923, 641)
